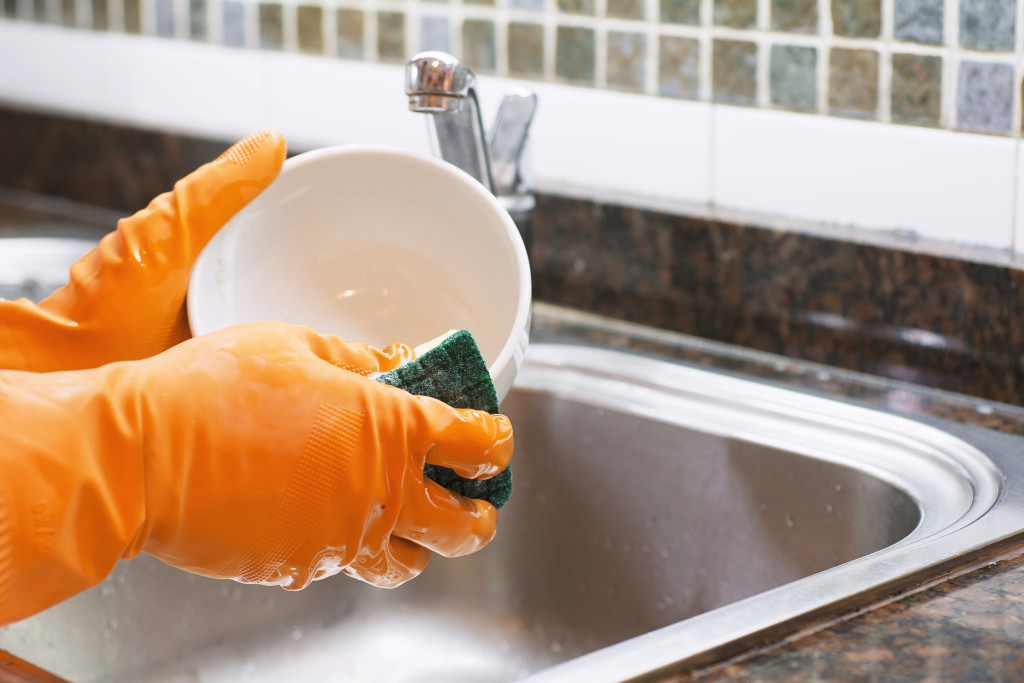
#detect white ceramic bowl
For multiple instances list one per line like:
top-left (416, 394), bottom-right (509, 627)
top-left (187, 145), bottom-right (531, 401)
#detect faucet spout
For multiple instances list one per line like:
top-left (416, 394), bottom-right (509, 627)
top-left (405, 51), bottom-right (494, 193)
top-left (405, 51), bottom-right (538, 243)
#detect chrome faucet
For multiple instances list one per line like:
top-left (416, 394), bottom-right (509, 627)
top-left (405, 51), bottom-right (538, 239)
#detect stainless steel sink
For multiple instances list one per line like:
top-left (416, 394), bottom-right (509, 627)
top-left (2, 342), bottom-right (1023, 682)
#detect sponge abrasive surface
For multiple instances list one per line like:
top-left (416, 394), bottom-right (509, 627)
top-left (375, 330), bottom-right (513, 509)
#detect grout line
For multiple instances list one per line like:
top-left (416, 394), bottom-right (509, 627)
top-left (594, 0), bottom-right (606, 87)
top-left (818, 0), bottom-right (831, 115)
top-left (944, 0), bottom-right (960, 129)
top-left (322, 0), bottom-right (336, 56)
top-left (1014, 0), bottom-right (1024, 142)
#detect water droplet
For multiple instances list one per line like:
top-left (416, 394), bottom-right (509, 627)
top-left (784, 514), bottom-right (795, 528)
top-left (100, 585), bottom-right (115, 597)
top-left (977, 404), bottom-right (994, 415)
top-left (640, 544), bottom-right (651, 554)
top-left (825, 504), bottom-right (833, 513)
top-left (835, 484), bottom-right (842, 492)
top-left (291, 628), bottom-right (303, 641)
top-left (660, 548), bottom-right (670, 558)
top-left (550, 642), bottom-right (562, 654)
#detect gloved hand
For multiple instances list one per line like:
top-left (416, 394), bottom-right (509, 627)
top-left (0, 322), bottom-right (513, 626)
top-left (0, 129), bottom-right (287, 372)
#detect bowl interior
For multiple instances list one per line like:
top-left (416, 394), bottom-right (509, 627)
top-left (188, 147), bottom-right (528, 373)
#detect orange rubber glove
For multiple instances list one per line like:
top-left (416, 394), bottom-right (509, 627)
top-left (0, 322), bottom-right (513, 626)
top-left (0, 129), bottom-right (287, 372)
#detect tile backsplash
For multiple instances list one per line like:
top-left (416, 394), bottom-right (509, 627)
top-left (3, 0), bottom-right (1023, 136)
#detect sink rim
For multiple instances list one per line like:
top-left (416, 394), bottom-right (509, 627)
top-left (516, 344), bottom-right (1017, 682)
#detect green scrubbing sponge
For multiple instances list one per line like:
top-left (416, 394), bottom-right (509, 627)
top-left (375, 329), bottom-right (513, 509)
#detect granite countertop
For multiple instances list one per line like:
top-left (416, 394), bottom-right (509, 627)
top-left (5, 189), bottom-right (1024, 680)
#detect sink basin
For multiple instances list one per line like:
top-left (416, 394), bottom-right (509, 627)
top-left (2, 342), bottom-right (1023, 682)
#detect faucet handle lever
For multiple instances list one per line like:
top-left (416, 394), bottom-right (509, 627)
top-left (488, 90), bottom-right (538, 197)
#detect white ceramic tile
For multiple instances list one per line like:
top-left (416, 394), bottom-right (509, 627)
top-left (713, 105), bottom-right (1018, 250)
top-left (0, 21), bottom-right (106, 115)
top-left (95, 34), bottom-right (273, 140)
top-left (1015, 141), bottom-right (1024, 254)
top-left (265, 54), bottom-right (430, 154)
top-left (517, 80), bottom-right (714, 206)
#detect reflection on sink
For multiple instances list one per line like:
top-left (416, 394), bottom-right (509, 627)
top-left (2, 343), bottom-right (1023, 682)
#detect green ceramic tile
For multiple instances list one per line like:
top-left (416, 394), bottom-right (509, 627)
top-left (658, 35), bottom-right (699, 98)
top-left (770, 45), bottom-right (816, 111)
top-left (377, 11), bottom-right (405, 62)
top-left (466, 0), bottom-right (494, 5)
top-left (829, 47), bottom-right (878, 118)
top-left (509, 22), bottom-right (544, 76)
top-left (607, 31), bottom-right (646, 92)
top-left (559, 0), bottom-right (595, 14)
top-left (891, 53), bottom-right (942, 126)
top-left (124, 0), bottom-right (141, 33)
top-left (715, 0), bottom-right (756, 27)
top-left (556, 25), bottom-right (596, 84)
top-left (259, 4), bottom-right (283, 49)
top-left (190, 0), bottom-right (206, 40)
top-left (960, 0), bottom-right (1015, 51)
top-left (608, 0), bottom-right (644, 18)
top-left (463, 19), bottom-right (496, 72)
top-left (894, 0), bottom-right (943, 44)
top-left (61, 0), bottom-right (76, 26)
top-left (661, 0), bottom-right (700, 24)
top-left (297, 5), bottom-right (323, 54)
top-left (91, 0), bottom-right (108, 29)
top-left (772, 0), bottom-right (817, 33)
top-left (712, 39), bottom-right (757, 105)
top-left (831, 0), bottom-right (880, 37)
top-left (336, 8), bottom-right (364, 59)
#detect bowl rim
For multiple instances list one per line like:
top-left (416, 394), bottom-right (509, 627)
top-left (187, 143), bottom-right (532, 386)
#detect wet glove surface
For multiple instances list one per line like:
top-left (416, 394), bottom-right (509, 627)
top-left (0, 129), bottom-right (286, 372)
top-left (0, 322), bottom-right (513, 626)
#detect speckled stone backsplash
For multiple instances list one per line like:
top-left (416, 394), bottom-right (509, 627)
top-left (3, 104), bottom-right (1023, 406)
top-left (3, 0), bottom-right (1024, 134)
